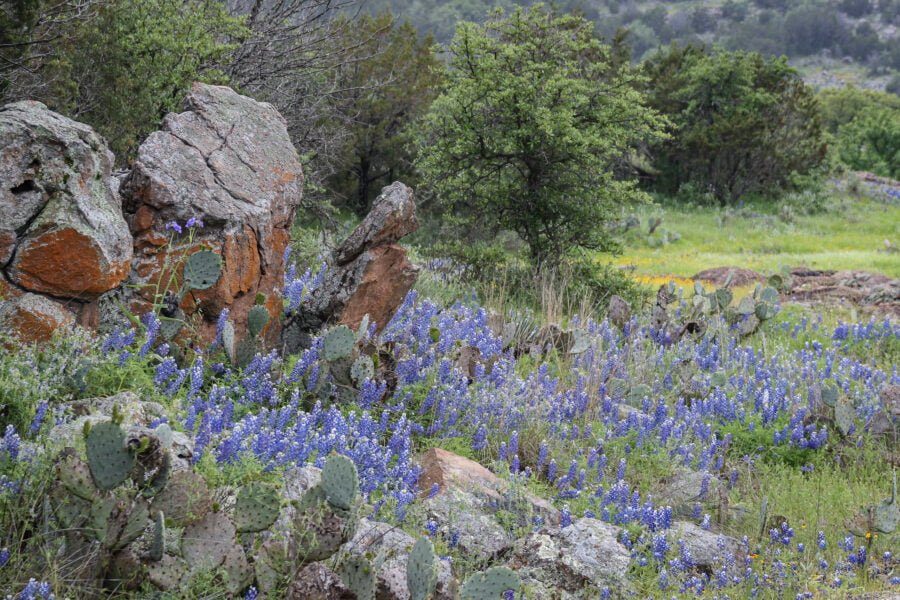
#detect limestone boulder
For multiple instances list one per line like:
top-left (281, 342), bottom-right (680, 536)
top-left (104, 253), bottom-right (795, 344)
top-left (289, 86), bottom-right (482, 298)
top-left (668, 521), bottom-right (745, 577)
top-left (507, 519), bottom-right (632, 598)
top-left (0, 101), bottom-right (132, 301)
top-left (121, 83), bottom-right (303, 344)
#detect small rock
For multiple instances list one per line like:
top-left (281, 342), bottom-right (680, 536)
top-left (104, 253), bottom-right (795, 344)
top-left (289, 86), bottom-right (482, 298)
top-left (607, 295), bottom-right (631, 329)
top-left (0, 292), bottom-right (75, 343)
top-left (290, 182), bottom-right (419, 345)
top-left (668, 521), bottom-right (745, 576)
top-left (655, 469), bottom-right (721, 515)
top-left (507, 519), bottom-right (632, 598)
top-left (287, 563), bottom-right (355, 600)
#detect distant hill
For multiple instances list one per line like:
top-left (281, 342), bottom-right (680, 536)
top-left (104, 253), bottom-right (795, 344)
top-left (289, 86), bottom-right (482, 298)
top-left (367, 0), bottom-right (900, 92)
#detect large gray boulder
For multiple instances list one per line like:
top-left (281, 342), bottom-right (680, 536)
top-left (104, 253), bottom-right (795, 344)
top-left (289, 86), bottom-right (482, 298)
top-left (507, 519), bottom-right (632, 598)
top-left (121, 82), bottom-right (303, 345)
top-left (668, 521), bottom-right (745, 578)
top-left (0, 100), bottom-right (132, 309)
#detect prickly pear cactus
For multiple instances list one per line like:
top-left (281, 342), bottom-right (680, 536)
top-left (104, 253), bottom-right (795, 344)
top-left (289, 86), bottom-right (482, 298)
top-left (182, 511), bottom-right (236, 575)
top-left (234, 482), bottom-right (281, 533)
top-left (183, 250), bottom-right (222, 291)
top-left (713, 288), bottom-right (732, 311)
top-left (234, 335), bottom-right (259, 369)
top-left (57, 453), bottom-right (97, 500)
top-left (755, 301), bottom-right (777, 321)
top-left (821, 383), bottom-right (839, 408)
top-left (835, 398), bottom-right (855, 437)
top-left (150, 511), bottom-right (165, 561)
top-left (85, 420), bottom-right (136, 490)
top-left (407, 537), bottom-right (438, 600)
top-left (247, 305), bottom-right (271, 338)
top-left (338, 556), bottom-right (376, 600)
top-left (350, 355), bottom-right (375, 385)
top-left (222, 320), bottom-right (236, 363)
top-left (322, 453), bottom-right (358, 511)
top-left (874, 472), bottom-right (899, 534)
top-left (159, 312), bottom-right (185, 342)
top-left (322, 325), bottom-right (356, 361)
top-left (459, 566), bottom-right (520, 600)
top-left (151, 469), bottom-right (211, 527)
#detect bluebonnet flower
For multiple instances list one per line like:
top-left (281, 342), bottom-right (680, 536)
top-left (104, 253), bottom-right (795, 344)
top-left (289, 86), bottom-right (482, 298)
top-left (139, 312), bottom-right (160, 357)
top-left (560, 504), bottom-right (572, 528)
top-left (29, 401), bottom-right (48, 435)
top-left (0, 547), bottom-right (9, 567)
top-left (186, 216), bottom-right (204, 228)
top-left (244, 587), bottom-right (258, 600)
top-left (17, 579), bottom-right (53, 599)
top-left (165, 220), bottom-right (183, 234)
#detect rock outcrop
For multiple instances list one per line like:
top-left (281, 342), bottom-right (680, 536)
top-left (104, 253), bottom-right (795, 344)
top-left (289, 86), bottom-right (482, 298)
top-left (507, 518), bottom-right (632, 598)
top-left (287, 182), bottom-right (418, 349)
top-left (417, 447), bottom-right (559, 560)
top-left (0, 100), bottom-right (132, 339)
top-left (121, 82), bottom-right (303, 344)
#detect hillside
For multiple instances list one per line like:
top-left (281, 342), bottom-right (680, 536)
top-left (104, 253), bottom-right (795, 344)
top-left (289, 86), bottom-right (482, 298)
top-left (368, 0), bottom-right (900, 92)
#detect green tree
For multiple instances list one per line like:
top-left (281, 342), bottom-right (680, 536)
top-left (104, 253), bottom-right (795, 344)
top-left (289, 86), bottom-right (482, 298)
top-left (817, 86), bottom-right (900, 134)
top-left (642, 45), bottom-right (827, 204)
top-left (837, 108), bottom-right (900, 178)
top-left (328, 14), bottom-right (443, 215)
top-left (416, 5), bottom-right (665, 265)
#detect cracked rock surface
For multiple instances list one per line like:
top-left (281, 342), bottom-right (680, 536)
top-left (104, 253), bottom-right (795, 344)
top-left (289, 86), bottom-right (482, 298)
top-left (121, 83), bottom-right (303, 344)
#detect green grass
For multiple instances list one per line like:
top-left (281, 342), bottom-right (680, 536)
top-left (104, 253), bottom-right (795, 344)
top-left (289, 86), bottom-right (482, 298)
top-left (601, 195), bottom-right (900, 281)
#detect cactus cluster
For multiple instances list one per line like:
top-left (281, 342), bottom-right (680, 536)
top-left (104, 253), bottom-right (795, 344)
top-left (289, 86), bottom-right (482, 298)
top-left (48, 415), bottom-right (281, 596)
top-left (312, 322), bottom-right (384, 405)
top-left (652, 279), bottom-right (781, 342)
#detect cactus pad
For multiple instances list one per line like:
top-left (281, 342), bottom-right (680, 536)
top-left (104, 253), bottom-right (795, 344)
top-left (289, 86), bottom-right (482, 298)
top-left (407, 537), bottom-right (438, 600)
top-left (151, 469), bottom-right (211, 527)
top-left (460, 566), bottom-right (520, 600)
top-left (835, 398), bottom-right (855, 437)
top-left (182, 511), bottom-right (236, 575)
top-left (350, 355), bottom-right (375, 385)
top-left (247, 305), bottom-right (271, 338)
top-left (234, 482), bottom-right (281, 533)
top-left (755, 301), bottom-right (777, 321)
top-left (147, 554), bottom-right (188, 591)
top-left (322, 454), bottom-right (358, 511)
top-left (57, 454), bottom-right (97, 500)
top-left (234, 336), bottom-right (259, 369)
top-left (150, 511), bottom-right (165, 561)
top-left (322, 325), bottom-right (356, 361)
top-left (222, 319), bottom-right (236, 362)
top-left (159, 314), bottom-right (184, 342)
top-left (821, 383), bottom-right (839, 408)
top-left (338, 556), bottom-right (376, 600)
top-left (223, 543), bottom-right (254, 594)
top-left (86, 421), bottom-right (135, 490)
top-left (183, 250), bottom-right (222, 291)
top-left (713, 288), bottom-right (732, 311)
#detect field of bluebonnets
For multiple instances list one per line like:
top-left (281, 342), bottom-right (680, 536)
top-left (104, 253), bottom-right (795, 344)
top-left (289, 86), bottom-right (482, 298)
top-left (1, 223), bottom-right (898, 599)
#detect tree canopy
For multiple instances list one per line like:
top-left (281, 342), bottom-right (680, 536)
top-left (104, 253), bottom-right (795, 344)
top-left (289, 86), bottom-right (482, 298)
top-left (415, 5), bottom-right (665, 265)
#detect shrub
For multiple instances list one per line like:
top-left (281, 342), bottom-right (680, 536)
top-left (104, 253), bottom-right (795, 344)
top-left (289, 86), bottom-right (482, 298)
top-left (641, 45), bottom-right (827, 205)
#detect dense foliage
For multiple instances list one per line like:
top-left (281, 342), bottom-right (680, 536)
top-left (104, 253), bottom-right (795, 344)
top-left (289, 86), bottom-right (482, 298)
top-left (641, 45), bottom-right (827, 205)
top-left (416, 6), bottom-right (665, 265)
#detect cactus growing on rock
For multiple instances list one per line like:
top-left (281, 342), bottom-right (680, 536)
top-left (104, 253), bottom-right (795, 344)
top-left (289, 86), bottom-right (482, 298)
top-left (459, 566), bottom-right (520, 600)
top-left (339, 556), bottom-right (376, 600)
top-left (322, 453), bottom-right (359, 511)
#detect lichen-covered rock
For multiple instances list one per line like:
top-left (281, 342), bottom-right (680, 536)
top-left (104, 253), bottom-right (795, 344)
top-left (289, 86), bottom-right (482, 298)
top-left (417, 448), bottom-right (558, 561)
top-left (343, 519), bottom-right (456, 600)
top-left (507, 519), bottom-right (632, 599)
top-left (668, 521), bottom-right (745, 577)
top-left (0, 101), bottom-right (132, 300)
top-left (286, 182), bottom-right (418, 350)
top-left (0, 292), bottom-right (75, 343)
top-left (121, 83), bottom-right (303, 345)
